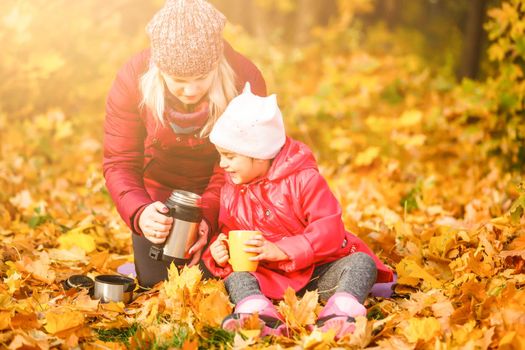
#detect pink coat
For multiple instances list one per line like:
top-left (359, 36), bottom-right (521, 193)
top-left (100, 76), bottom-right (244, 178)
top-left (203, 138), bottom-right (393, 299)
top-left (103, 43), bottom-right (266, 233)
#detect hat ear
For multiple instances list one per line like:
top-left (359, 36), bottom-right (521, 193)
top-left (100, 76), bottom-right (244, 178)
top-left (243, 82), bottom-right (252, 94)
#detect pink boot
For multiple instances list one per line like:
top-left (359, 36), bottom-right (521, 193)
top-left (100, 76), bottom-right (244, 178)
top-left (222, 295), bottom-right (287, 337)
top-left (316, 292), bottom-right (367, 340)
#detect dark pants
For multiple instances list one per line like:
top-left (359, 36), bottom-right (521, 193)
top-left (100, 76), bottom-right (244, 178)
top-left (224, 253), bottom-right (378, 304)
top-left (132, 233), bottom-right (211, 288)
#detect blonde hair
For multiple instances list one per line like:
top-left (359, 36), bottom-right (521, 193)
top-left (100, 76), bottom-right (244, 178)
top-left (139, 55), bottom-right (238, 137)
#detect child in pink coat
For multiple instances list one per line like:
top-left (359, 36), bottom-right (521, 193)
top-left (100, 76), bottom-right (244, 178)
top-left (202, 84), bottom-right (393, 338)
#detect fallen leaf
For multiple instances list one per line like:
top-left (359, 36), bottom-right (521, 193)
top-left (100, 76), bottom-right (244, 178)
top-left (401, 317), bottom-right (441, 343)
top-left (278, 288), bottom-right (318, 328)
top-left (58, 228), bottom-right (96, 253)
top-left (16, 253), bottom-right (56, 284)
top-left (396, 258), bottom-right (441, 289)
top-left (44, 310), bottom-right (84, 334)
top-left (196, 289), bottom-right (232, 327)
top-left (0, 311), bottom-right (11, 330)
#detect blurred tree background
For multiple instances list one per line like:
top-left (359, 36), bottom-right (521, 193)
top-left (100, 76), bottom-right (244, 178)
top-left (1, 0), bottom-right (522, 172)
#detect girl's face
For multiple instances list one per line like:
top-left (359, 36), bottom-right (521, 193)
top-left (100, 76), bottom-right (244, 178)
top-left (161, 69), bottom-right (216, 105)
top-left (216, 146), bottom-right (271, 185)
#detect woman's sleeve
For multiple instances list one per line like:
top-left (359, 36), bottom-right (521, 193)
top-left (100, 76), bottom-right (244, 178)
top-left (273, 170), bottom-right (347, 272)
top-left (103, 60), bottom-right (152, 233)
top-left (200, 163), bottom-right (225, 235)
top-left (247, 64), bottom-right (267, 97)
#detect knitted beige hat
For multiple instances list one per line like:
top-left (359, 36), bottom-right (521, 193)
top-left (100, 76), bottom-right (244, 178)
top-left (210, 83), bottom-right (286, 160)
top-left (146, 0), bottom-right (226, 77)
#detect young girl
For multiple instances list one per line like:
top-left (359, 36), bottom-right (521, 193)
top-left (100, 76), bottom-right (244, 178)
top-left (202, 84), bottom-right (393, 338)
top-left (103, 0), bottom-right (266, 287)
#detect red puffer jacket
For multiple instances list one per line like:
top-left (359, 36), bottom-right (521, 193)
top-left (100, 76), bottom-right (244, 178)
top-left (203, 138), bottom-right (393, 299)
top-left (103, 42), bottom-right (266, 233)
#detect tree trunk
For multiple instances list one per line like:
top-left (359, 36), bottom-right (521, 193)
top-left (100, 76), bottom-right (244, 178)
top-left (292, 0), bottom-right (320, 44)
top-left (458, 0), bottom-right (487, 80)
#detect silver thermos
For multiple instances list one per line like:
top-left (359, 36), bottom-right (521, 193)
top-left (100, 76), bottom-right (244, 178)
top-left (149, 190), bottom-right (202, 264)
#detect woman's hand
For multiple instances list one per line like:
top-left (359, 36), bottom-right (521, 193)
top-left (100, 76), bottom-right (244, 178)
top-left (244, 234), bottom-right (289, 262)
top-left (187, 220), bottom-right (210, 267)
top-left (139, 201), bottom-right (173, 244)
top-left (209, 233), bottom-right (229, 267)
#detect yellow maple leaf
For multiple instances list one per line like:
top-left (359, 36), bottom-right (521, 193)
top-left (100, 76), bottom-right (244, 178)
top-left (58, 227), bottom-right (96, 253)
top-left (163, 264), bottom-right (202, 300)
top-left (278, 288), bottom-right (318, 329)
top-left (302, 328), bottom-right (335, 348)
top-left (48, 246), bottom-right (86, 262)
top-left (100, 301), bottom-right (126, 313)
top-left (396, 258), bottom-right (441, 289)
top-left (44, 310), bottom-right (84, 334)
top-left (3, 268), bottom-right (22, 294)
top-left (402, 317), bottom-right (441, 343)
top-left (428, 230), bottom-right (457, 258)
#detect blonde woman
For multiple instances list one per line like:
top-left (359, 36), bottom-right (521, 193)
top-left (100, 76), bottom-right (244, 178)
top-left (103, 0), bottom-right (266, 287)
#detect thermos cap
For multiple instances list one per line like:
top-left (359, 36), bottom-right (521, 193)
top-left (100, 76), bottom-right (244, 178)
top-left (65, 274), bottom-right (95, 289)
top-left (168, 190), bottom-right (202, 208)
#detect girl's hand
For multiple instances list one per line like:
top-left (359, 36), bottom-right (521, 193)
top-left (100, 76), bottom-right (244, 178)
top-left (188, 220), bottom-right (209, 267)
top-left (210, 233), bottom-right (229, 267)
top-left (244, 234), bottom-right (289, 262)
top-left (139, 201), bottom-right (173, 244)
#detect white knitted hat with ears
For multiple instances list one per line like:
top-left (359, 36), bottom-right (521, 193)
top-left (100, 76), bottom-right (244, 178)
top-left (210, 83), bottom-right (286, 159)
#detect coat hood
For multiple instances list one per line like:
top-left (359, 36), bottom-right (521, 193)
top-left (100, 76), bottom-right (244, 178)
top-left (264, 137), bottom-right (318, 182)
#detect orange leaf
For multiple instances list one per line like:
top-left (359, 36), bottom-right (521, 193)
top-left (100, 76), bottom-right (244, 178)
top-left (44, 310), bottom-right (84, 334)
top-left (196, 289), bottom-right (232, 327)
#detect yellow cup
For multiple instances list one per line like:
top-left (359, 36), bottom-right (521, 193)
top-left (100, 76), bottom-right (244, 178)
top-left (223, 230), bottom-right (260, 272)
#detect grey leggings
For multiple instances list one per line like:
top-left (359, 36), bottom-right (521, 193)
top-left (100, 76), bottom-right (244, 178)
top-left (224, 252), bottom-right (378, 304)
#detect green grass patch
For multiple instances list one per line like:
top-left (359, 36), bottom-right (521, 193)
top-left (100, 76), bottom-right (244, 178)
top-left (94, 323), bottom-right (139, 347)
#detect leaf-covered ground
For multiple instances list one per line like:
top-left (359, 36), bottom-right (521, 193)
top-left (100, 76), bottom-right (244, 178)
top-left (1, 101), bottom-right (524, 349)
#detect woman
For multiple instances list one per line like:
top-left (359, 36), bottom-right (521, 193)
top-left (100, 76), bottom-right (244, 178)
top-left (103, 0), bottom-right (266, 288)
